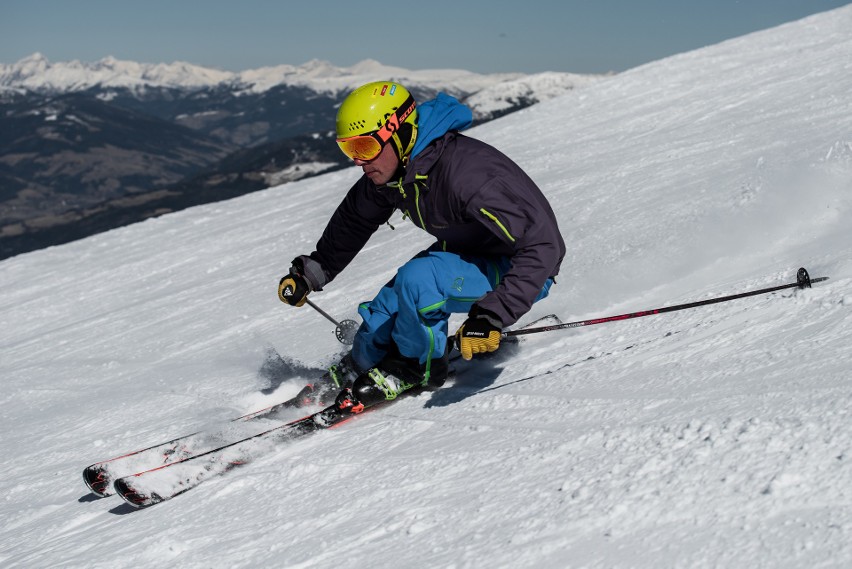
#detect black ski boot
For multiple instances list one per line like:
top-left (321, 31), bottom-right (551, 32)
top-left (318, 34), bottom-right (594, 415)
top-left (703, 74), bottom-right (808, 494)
top-left (347, 344), bottom-right (451, 407)
top-left (310, 353), bottom-right (362, 406)
top-left (350, 367), bottom-right (418, 408)
top-left (379, 344), bottom-right (450, 390)
top-left (334, 387), bottom-right (367, 415)
top-left (424, 345), bottom-right (450, 390)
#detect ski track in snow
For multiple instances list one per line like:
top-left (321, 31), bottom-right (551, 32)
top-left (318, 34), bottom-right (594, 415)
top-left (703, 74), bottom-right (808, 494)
top-left (2, 7), bottom-right (852, 568)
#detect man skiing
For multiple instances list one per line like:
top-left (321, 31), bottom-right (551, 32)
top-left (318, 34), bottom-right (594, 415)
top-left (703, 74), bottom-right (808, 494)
top-left (278, 81), bottom-right (565, 410)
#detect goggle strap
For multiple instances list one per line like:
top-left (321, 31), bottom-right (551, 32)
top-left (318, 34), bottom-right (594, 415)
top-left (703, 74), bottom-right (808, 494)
top-left (376, 95), bottom-right (416, 143)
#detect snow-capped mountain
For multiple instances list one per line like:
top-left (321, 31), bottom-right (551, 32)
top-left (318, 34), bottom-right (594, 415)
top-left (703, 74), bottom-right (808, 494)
top-left (1, 5), bottom-right (851, 567)
top-left (0, 52), bottom-right (234, 93)
top-left (0, 56), bottom-right (606, 260)
top-left (0, 53), bottom-right (525, 97)
top-left (0, 52), bottom-right (604, 117)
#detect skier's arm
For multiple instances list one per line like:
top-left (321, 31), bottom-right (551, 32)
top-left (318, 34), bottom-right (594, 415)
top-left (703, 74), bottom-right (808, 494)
top-left (293, 178), bottom-right (395, 291)
top-left (467, 179), bottom-right (565, 327)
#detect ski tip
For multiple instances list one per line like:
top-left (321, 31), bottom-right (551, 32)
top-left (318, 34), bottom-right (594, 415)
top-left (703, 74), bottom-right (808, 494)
top-left (113, 477), bottom-right (157, 508)
top-left (82, 465), bottom-right (113, 497)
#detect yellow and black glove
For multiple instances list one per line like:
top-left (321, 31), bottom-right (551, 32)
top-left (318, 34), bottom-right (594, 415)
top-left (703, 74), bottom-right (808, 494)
top-left (278, 272), bottom-right (310, 307)
top-left (455, 308), bottom-right (503, 361)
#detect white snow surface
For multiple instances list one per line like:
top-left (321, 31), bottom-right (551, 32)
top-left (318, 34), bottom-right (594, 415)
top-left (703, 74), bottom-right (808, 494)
top-left (466, 71), bottom-right (609, 117)
top-left (2, 7), bottom-right (852, 568)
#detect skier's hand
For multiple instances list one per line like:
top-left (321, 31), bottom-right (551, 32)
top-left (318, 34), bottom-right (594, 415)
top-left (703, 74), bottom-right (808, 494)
top-left (455, 308), bottom-right (502, 361)
top-left (278, 272), bottom-right (310, 307)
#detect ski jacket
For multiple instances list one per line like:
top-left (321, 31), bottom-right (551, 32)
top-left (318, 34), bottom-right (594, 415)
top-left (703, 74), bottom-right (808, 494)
top-left (296, 94), bottom-right (566, 327)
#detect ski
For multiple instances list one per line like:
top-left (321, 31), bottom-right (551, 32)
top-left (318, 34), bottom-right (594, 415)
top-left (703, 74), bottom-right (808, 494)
top-left (113, 395), bottom-right (381, 508)
top-left (90, 313), bottom-right (547, 504)
top-left (82, 384), bottom-right (317, 497)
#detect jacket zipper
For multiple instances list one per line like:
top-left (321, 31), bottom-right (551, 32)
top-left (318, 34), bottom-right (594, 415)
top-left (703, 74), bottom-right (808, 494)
top-left (393, 175), bottom-right (428, 230)
top-left (413, 181), bottom-right (426, 230)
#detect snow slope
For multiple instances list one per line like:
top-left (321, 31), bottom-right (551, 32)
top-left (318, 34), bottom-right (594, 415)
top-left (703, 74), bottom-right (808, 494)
top-left (2, 6), bottom-right (852, 568)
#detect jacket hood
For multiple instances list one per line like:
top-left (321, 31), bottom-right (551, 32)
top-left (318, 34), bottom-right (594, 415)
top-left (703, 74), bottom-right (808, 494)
top-left (410, 93), bottom-right (473, 159)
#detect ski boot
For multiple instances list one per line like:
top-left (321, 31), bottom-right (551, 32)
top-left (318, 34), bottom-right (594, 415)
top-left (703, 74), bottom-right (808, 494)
top-left (308, 353), bottom-right (362, 407)
top-left (311, 352), bottom-right (418, 413)
top-left (346, 367), bottom-right (416, 408)
top-left (333, 368), bottom-right (415, 414)
top-left (330, 345), bottom-right (452, 412)
top-left (380, 344), bottom-right (450, 390)
top-left (346, 346), bottom-right (450, 408)
top-left (334, 386), bottom-right (366, 415)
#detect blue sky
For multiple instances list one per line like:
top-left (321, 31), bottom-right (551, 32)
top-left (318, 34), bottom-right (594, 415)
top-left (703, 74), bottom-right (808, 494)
top-left (1, 0), bottom-right (849, 74)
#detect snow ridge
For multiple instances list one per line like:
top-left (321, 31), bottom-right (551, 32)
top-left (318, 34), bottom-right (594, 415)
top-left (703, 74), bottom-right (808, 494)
top-left (0, 53), bottom-right (529, 95)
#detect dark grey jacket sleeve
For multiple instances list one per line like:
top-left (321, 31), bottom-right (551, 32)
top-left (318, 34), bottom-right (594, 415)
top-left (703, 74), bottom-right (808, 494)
top-left (294, 177), bottom-right (395, 291)
top-left (466, 176), bottom-right (565, 327)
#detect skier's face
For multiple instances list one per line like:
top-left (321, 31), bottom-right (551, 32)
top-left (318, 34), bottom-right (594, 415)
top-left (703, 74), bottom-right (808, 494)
top-left (353, 142), bottom-right (399, 186)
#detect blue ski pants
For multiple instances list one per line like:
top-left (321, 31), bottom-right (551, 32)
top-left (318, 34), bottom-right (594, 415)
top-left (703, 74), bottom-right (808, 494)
top-left (351, 248), bottom-right (552, 375)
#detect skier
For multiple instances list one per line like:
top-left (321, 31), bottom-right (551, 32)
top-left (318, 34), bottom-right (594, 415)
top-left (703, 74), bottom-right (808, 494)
top-left (278, 81), bottom-right (565, 410)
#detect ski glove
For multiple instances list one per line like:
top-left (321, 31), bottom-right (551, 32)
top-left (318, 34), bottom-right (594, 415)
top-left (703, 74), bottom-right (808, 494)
top-left (455, 307), bottom-right (503, 361)
top-left (278, 272), bottom-right (310, 307)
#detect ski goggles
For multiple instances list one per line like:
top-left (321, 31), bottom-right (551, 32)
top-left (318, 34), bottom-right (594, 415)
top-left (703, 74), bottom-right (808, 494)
top-left (336, 95), bottom-right (416, 161)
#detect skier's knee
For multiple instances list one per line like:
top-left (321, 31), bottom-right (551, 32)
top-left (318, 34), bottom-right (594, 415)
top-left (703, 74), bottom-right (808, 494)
top-left (394, 257), bottom-right (434, 291)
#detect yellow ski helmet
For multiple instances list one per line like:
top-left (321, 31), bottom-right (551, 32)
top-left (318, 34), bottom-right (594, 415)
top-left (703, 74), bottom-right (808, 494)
top-left (336, 81), bottom-right (418, 163)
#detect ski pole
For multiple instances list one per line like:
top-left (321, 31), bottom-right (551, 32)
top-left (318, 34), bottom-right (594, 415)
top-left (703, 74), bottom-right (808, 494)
top-left (505, 267), bottom-right (828, 338)
top-left (305, 298), bottom-right (359, 344)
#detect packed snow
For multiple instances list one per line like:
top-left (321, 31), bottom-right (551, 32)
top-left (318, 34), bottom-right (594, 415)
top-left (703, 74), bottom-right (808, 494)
top-left (466, 71), bottom-right (608, 118)
top-left (2, 6), bottom-right (852, 568)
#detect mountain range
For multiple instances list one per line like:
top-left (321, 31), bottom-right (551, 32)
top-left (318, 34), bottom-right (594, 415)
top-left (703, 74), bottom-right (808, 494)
top-left (0, 55), bottom-right (605, 259)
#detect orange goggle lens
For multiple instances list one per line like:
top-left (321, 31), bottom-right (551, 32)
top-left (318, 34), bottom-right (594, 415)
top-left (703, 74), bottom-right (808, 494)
top-left (336, 133), bottom-right (384, 161)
